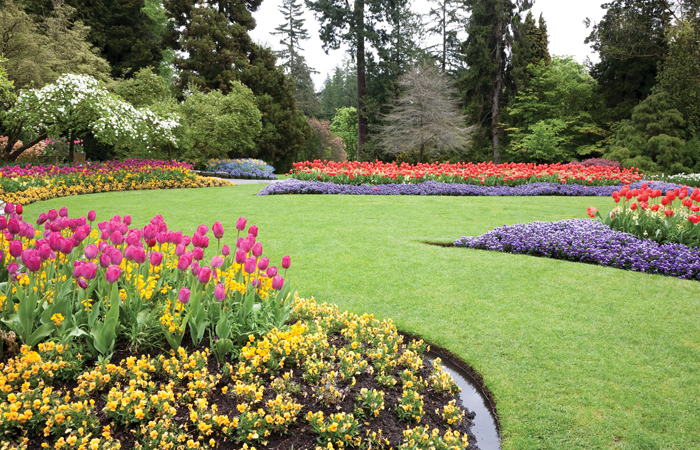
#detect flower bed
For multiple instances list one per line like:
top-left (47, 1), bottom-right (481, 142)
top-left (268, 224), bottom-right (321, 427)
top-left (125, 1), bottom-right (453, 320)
top-left (289, 161), bottom-right (643, 186)
top-left (207, 158), bottom-right (276, 180)
top-left (0, 205), bottom-right (476, 449)
top-left (0, 159), bottom-right (232, 205)
top-left (454, 219), bottom-right (700, 281)
top-left (258, 179), bottom-right (684, 197)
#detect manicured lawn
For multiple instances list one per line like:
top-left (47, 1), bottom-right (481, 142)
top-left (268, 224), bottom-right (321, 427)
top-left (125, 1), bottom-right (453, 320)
top-left (24, 185), bottom-right (700, 450)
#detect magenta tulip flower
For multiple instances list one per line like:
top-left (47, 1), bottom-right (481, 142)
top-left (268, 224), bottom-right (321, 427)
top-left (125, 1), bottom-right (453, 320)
top-left (105, 265), bottom-right (122, 283)
top-left (15, 204), bottom-right (22, 215)
top-left (192, 247), bottom-right (204, 261)
top-left (132, 249), bottom-right (146, 265)
top-left (272, 275), bottom-right (284, 290)
top-left (252, 243), bottom-right (263, 258)
top-left (178, 287), bottom-right (190, 304)
top-left (150, 251), bottom-right (163, 266)
top-left (110, 231), bottom-right (124, 246)
top-left (282, 255), bottom-right (291, 269)
top-left (47, 209), bottom-right (58, 221)
top-left (198, 266), bottom-right (211, 284)
top-left (249, 225), bottom-right (258, 237)
top-left (177, 255), bottom-right (189, 271)
top-left (58, 207), bottom-right (68, 217)
top-left (84, 244), bottom-right (98, 259)
top-left (222, 244), bottom-right (230, 256)
top-left (197, 224), bottom-right (208, 236)
top-left (211, 256), bottom-right (224, 268)
top-left (175, 244), bottom-right (186, 257)
top-left (38, 244), bottom-right (53, 261)
top-left (4, 203), bottom-right (14, 214)
top-left (99, 254), bottom-right (111, 269)
top-left (257, 257), bottom-right (269, 271)
top-left (190, 261), bottom-right (200, 276)
top-left (215, 283), bottom-right (226, 301)
top-left (266, 266), bottom-right (277, 278)
top-left (235, 217), bottom-right (246, 231)
top-left (77, 278), bottom-right (88, 290)
top-left (0, 217), bottom-right (6, 230)
top-left (143, 224), bottom-right (157, 241)
top-left (244, 257), bottom-right (257, 274)
top-left (124, 215), bottom-right (132, 226)
top-left (88, 210), bottom-right (96, 222)
top-left (7, 218), bottom-right (20, 235)
top-left (235, 250), bottom-right (247, 265)
top-left (7, 262), bottom-right (19, 274)
top-left (212, 221), bottom-right (224, 239)
top-left (251, 278), bottom-right (261, 288)
top-left (59, 240), bottom-right (73, 256)
top-left (9, 240), bottom-right (23, 258)
top-left (37, 213), bottom-right (48, 225)
top-left (22, 249), bottom-right (41, 272)
top-left (110, 249), bottom-right (123, 265)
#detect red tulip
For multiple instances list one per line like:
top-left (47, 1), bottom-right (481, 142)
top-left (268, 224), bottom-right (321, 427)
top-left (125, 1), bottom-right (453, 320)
top-left (651, 204), bottom-right (660, 212)
top-left (664, 209), bottom-right (674, 217)
top-left (586, 206), bottom-right (598, 218)
top-left (15, 204), bottom-right (22, 215)
top-left (690, 214), bottom-right (700, 224)
top-left (630, 202), bottom-right (637, 211)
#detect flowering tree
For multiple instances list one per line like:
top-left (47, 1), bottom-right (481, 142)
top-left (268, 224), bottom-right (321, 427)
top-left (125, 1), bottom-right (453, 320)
top-left (1, 73), bottom-right (178, 161)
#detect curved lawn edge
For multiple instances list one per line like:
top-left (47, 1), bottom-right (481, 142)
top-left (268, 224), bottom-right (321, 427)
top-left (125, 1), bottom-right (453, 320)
top-left (454, 219), bottom-right (700, 281)
top-left (257, 180), bottom-right (685, 196)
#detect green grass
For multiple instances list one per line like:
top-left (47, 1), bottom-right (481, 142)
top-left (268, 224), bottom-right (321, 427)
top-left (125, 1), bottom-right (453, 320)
top-left (24, 186), bottom-right (700, 450)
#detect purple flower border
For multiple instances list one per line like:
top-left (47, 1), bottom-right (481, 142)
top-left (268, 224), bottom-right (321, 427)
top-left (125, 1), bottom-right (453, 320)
top-left (454, 219), bottom-right (700, 281)
top-left (257, 180), bottom-right (685, 197)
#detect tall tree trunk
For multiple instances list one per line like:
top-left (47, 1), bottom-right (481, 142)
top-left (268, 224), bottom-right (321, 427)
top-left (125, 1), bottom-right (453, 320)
top-left (492, 11), bottom-right (503, 164)
top-left (442, 4), bottom-right (447, 73)
top-left (355, 0), bottom-right (367, 161)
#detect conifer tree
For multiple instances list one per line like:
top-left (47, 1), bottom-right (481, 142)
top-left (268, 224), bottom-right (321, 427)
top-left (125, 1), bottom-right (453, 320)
top-left (426, 0), bottom-right (466, 74)
top-left (507, 11), bottom-right (550, 95)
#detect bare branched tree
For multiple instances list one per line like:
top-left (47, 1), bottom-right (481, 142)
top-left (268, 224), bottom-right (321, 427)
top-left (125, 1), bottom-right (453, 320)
top-left (378, 62), bottom-right (472, 162)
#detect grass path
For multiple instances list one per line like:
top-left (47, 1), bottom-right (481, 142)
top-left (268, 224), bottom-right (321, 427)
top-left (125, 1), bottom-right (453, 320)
top-left (25, 185), bottom-right (700, 450)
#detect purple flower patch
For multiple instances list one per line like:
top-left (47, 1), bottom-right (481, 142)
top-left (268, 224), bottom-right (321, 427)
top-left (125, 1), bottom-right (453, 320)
top-left (454, 219), bottom-right (700, 281)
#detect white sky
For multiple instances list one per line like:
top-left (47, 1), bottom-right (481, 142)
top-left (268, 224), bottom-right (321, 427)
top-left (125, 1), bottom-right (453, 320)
top-left (248, 0), bottom-right (607, 90)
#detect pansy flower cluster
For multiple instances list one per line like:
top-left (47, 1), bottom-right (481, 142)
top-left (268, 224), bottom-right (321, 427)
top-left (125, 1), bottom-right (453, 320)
top-left (206, 159), bottom-right (276, 180)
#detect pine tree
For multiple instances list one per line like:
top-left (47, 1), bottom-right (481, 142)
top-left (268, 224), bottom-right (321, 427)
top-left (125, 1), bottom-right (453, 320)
top-left (426, 0), bottom-right (466, 74)
top-left (319, 64), bottom-right (357, 120)
top-left (305, 0), bottom-right (398, 159)
top-left (507, 11), bottom-right (550, 96)
top-left (460, 0), bottom-right (533, 163)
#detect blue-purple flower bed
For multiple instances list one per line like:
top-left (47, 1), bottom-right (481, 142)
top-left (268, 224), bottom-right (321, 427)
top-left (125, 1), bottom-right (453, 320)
top-left (454, 219), bottom-right (700, 281)
top-left (257, 180), bottom-right (685, 196)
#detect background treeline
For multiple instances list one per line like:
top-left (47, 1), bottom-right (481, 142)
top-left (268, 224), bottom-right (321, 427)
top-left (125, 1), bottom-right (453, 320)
top-left (0, 0), bottom-right (698, 174)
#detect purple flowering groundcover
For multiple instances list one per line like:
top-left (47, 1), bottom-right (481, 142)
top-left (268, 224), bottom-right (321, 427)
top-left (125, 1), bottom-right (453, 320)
top-left (454, 219), bottom-right (700, 281)
top-left (257, 180), bottom-right (684, 197)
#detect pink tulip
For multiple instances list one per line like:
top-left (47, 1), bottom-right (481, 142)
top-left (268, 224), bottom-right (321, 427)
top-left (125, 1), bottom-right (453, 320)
top-left (249, 225), bottom-right (258, 237)
top-left (150, 251), bottom-right (163, 266)
top-left (9, 240), bottom-right (23, 258)
top-left (88, 210), bottom-right (96, 222)
top-left (48, 209), bottom-right (58, 221)
top-left (266, 266), bottom-right (278, 278)
top-left (126, 230), bottom-right (142, 246)
top-left (143, 224), bottom-right (157, 241)
top-left (84, 244), bottom-right (98, 259)
top-left (77, 278), bottom-right (88, 290)
top-left (252, 242), bottom-right (263, 258)
top-left (175, 244), bottom-right (186, 256)
top-left (59, 207), bottom-right (68, 217)
top-left (38, 244), bottom-right (53, 261)
top-left (197, 266), bottom-right (211, 284)
top-left (178, 287), bottom-right (190, 304)
top-left (132, 248), bottom-right (146, 264)
top-left (244, 257), bottom-right (257, 274)
top-left (4, 203), bottom-right (14, 214)
top-left (60, 240), bottom-right (74, 255)
top-left (197, 224), bottom-right (208, 235)
top-left (99, 254), bottom-right (111, 268)
top-left (235, 217), bottom-right (247, 231)
top-left (0, 217), bottom-right (6, 230)
top-left (124, 215), bottom-right (132, 226)
top-left (272, 275), bottom-right (284, 290)
top-left (7, 218), bottom-right (20, 235)
top-left (215, 283), bottom-right (226, 301)
top-left (282, 255), bottom-right (291, 270)
top-left (212, 221), bottom-right (224, 239)
top-left (235, 250), bottom-right (247, 265)
top-left (105, 265), bottom-right (122, 283)
top-left (251, 278), bottom-right (261, 288)
top-left (257, 257), bottom-right (269, 271)
top-left (211, 256), bottom-right (224, 268)
top-left (193, 247), bottom-right (204, 261)
top-left (110, 231), bottom-right (124, 246)
top-left (177, 255), bottom-right (189, 271)
top-left (7, 262), bottom-right (18, 274)
top-left (222, 244), bottom-right (230, 256)
top-left (110, 249), bottom-right (123, 265)
top-left (191, 261), bottom-right (200, 276)
top-left (37, 213), bottom-right (48, 225)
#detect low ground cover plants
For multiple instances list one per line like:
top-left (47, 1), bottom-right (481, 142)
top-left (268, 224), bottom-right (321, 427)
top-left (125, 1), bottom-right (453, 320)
top-left (0, 160), bottom-right (231, 205)
top-left (289, 161), bottom-right (642, 186)
top-left (206, 159), bottom-right (276, 180)
top-left (0, 203), bottom-right (476, 449)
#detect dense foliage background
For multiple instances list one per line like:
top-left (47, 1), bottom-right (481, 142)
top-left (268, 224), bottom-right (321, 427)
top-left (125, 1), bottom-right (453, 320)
top-left (0, 0), bottom-right (698, 174)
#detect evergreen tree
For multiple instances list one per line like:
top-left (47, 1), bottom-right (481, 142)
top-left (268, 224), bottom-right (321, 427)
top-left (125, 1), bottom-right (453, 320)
top-left (305, 0), bottom-right (396, 159)
top-left (460, 0), bottom-right (533, 163)
top-left (506, 11), bottom-right (550, 99)
top-left (319, 64), bottom-right (357, 120)
top-left (272, 0), bottom-right (320, 117)
top-left (426, 0), bottom-right (466, 74)
top-left (585, 0), bottom-right (672, 123)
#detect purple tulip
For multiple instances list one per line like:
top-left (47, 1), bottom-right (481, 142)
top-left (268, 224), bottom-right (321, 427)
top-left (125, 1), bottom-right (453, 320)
top-left (252, 243), bottom-right (263, 258)
top-left (88, 210), bottom-right (96, 222)
top-left (249, 225), bottom-right (258, 237)
top-left (4, 203), bottom-right (14, 214)
top-left (178, 287), bottom-right (190, 304)
top-left (58, 207), bottom-right (68, 217)
top-left (99, 253), bottom-right (111, 268)
top-left (282, 255), bottom-right (291, 270)
top-left (235, 217), bottom-right (247, 231)
top-left (272, 275), bottom-right (284, 290)
top-left (7, 262), bottom-right (18, 274)
top-left (235, 250), bottom-right (247, 265)
top-left (77, 278), bottom-right (88, 290)
top-left (266, 266), bottom-right (277, 278)
top-left (177, 255), bottom-right (189, 271)
top-left (105, 265), bottom-right (121, 283)
top-left (244, 257), bottom-right (257, 274)
top-left (214, 283), bottom-right (226, 301)
top-left (84, 244), bottom-right (98, 259)
top-left (211, 256), bottom-right (224, 268)
top-left (150, 251), bottom-right (163, 266)
top-left (257, 257), bottom-right (269, 271)
top-left (22, 249), bottom-right (42, 272)
top-left (193, 247), bottom-right (204, 261)
top-left (197, 224), bottom-right (208, 236)
top-left (251, 278), bottom-right (261, 288)
top-left (212, 221), bottom-right (224, 239)
top-left (222, 244), bottom-right (230, 256)
top-left (197, 266), bottom-right (211, 284)
top-left (9, 240), bottom-right (23, 258)
top-left (38, 244), bottom-right (53, 261)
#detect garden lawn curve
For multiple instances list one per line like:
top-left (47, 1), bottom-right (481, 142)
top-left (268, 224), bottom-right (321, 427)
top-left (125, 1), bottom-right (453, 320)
top-left (23, 184), bottom-right (700, 450)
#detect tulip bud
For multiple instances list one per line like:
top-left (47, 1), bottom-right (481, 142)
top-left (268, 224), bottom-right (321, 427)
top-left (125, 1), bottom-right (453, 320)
top-left (99, 253), bottom-right (111, 268)
top-left (4, 203), bottom-right (15, 214)
top-left (282, 255), bottom-right (291, 270)
top-left (150, 251), bottom-right (163, 266)
top-left (244, 257), bottom-right (257, 274)
top-left (235, 250), bottom-right (247, 265)
top-left (177, 255), bottom-right (189, 271)
top-left (249, 225), bottom-right (258, 237)
top-left (272, 275), bottom-right (284, 290)
top-left (77, 278), bottom-right (88, 290)
top-left (193, 247), bottom-right (204, 261)
top-left (266, 266), bottom-right (278, 278)
top-left (235, 217), bottom-right (247, 231)
top-left (15, 204), bottom-right (22, 215)
top-left (84, 244), bottom-right (98, 259)
top-left (178, 287), bottom-right (190, 304)
top-left (88, 210), bottom-right (96, 222)
top-left (105, 265), bottom-right (122, 283)
top-left (212, 221), bottom-right (224, 239)
top-left (257, 256), bottom-right (269, 271)
top-left (198, 266), bottom-right (211, 284)
top-left (59, 207), bottom-right (68, 217)
top-left (222, 244), bottom-right (230, 256)
top-left (215, 283), bottom-right (226, 301)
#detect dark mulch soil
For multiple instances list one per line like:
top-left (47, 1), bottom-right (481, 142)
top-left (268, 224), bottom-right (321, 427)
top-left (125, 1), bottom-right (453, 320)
top-left (10, 330), bottom-right (481, 450)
